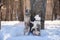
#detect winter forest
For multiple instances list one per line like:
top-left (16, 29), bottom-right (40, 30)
top-left (0, 0), bottom-right (60, 40)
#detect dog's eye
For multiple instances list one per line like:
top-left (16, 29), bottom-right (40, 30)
top-left (32, 29), bottom-right (35, 31)
top-left (37, 28), bottom-right (40, 31)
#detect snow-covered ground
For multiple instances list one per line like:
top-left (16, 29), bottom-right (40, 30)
top-left (45, 20), bottom-right (60, 29)
top-left (0, 20), bottom-right (60, 40)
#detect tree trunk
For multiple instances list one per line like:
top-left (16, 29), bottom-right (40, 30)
top-left (30, 0), bottom-right (47, 29)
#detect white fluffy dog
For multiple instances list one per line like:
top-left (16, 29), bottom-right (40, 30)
top-left (31, 15), bottom-right (41, 36)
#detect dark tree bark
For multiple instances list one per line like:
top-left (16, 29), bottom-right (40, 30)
top-left (30, 0), bottom-right (47, 29)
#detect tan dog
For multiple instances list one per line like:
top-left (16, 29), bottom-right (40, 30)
top-left (24, 21), bottom-right (30, 35)
top-left (24, 9), bottom-right (31, 35)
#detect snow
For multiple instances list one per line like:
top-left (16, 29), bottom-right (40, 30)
top-left (0, 30), bottom-right (3, 40)
top-left (3, 34), bottom-right (11, 40)
top-left (0, 21), bottom-right (60, 40)
top-left (1, 21), bottom-right (20, 26)
top-left (45, 20), bottom-right (60, 29)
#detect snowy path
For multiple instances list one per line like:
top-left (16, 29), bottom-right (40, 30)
top-left (0, 21), bottom-right (60, 40)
